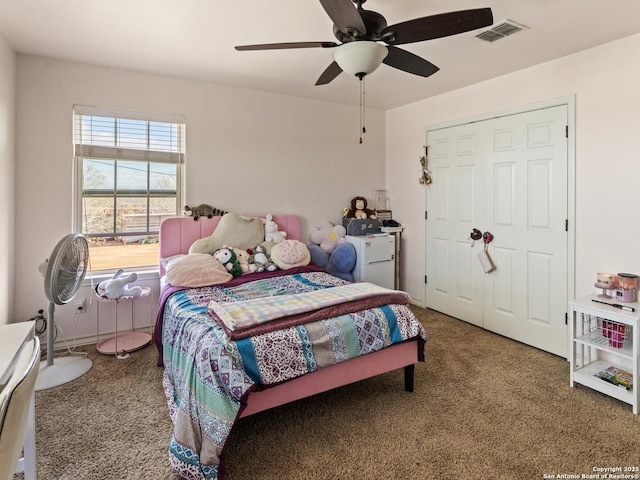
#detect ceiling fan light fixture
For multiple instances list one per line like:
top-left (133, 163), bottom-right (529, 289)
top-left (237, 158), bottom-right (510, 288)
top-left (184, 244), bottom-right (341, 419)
top-left (333, 41), bottom-right (388, 77)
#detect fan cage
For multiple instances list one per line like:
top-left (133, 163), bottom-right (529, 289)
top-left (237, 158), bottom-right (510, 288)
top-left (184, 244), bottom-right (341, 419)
top-left (44, 233), bottom-right (89, 305)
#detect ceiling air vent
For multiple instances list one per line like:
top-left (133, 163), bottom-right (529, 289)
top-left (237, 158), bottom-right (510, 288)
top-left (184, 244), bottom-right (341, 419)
top-left (476, 20), bottom-right (527, 43)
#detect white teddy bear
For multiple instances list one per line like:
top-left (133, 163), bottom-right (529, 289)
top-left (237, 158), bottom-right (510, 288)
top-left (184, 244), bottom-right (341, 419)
top-left (263, 213), bottom-right (287, 244)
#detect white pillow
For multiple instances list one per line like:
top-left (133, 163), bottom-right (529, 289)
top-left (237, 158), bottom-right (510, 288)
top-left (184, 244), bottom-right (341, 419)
top-left (189, 213), bottom-right (266, 255)
top-left (166, 253), bottom-right (232, 287)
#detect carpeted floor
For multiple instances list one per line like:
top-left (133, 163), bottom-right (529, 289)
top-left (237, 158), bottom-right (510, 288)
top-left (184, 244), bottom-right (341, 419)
top-left (14, 306), bottom-right (640, 480)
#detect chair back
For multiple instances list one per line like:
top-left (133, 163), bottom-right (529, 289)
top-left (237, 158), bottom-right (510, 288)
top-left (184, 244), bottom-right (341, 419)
top-left (0, 336), bottom-right (40, 480)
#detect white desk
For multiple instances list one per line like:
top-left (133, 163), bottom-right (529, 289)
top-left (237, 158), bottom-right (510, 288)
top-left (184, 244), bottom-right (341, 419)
top-left (0, 321), bottom-right (36, 480)
top-left (0, 321), bottom-right (36, 386)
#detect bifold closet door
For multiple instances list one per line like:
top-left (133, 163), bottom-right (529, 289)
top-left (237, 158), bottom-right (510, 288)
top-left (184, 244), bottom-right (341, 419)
top-left (426, 105), bottom-right (569, 356)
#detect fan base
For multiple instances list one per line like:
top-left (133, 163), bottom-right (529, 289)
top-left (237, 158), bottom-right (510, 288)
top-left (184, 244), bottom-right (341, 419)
top-left (35, 356), bottom-right (93, 391)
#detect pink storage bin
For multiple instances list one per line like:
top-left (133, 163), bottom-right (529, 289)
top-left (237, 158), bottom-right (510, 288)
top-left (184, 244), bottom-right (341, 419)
top-left (609, 323), bottom-right (626, 348)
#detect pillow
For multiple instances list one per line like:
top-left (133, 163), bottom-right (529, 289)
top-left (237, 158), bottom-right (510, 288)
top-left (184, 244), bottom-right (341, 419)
top-left (166, 253), bottom-right (232, 287)
top-left (270, 239), bottom-right (310, 270)
top-left (189, 213), bottom-right (265, 255)
top-left (161, 254), bottom-right (185, 269)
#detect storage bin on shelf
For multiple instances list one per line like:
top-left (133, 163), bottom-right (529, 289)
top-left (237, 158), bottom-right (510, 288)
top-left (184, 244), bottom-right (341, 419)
top-left (580, 314), bottom-right (629, 349)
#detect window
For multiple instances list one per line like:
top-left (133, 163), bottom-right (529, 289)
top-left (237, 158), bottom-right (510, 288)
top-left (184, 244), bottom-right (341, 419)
top-left (73, 106), bottom-right (185, 272)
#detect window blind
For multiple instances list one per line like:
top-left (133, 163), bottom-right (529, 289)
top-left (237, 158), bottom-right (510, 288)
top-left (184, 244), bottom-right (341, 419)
top-left (73, 106), bottom-right (185, 163)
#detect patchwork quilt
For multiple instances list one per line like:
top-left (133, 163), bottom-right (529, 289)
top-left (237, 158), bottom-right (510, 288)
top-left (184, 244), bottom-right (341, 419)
top-left (159, 269), bottom-right (427, 480)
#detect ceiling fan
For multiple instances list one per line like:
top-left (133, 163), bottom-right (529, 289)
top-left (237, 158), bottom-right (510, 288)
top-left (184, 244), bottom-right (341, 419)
top-left (235, 0), bottom-right (494, 85)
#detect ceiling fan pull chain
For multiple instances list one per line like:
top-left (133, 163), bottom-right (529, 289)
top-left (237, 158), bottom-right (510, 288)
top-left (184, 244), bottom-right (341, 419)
top-left (359, 76), bottom-right (366, 144)
top-left (362, 77), bottom-right (366, 135)
top-left (359, 77), bottom-right (363, 143)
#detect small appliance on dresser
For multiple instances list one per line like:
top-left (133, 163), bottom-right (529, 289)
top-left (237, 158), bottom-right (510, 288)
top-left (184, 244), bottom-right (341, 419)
top-left (346, 234), bottom-right (396, 290)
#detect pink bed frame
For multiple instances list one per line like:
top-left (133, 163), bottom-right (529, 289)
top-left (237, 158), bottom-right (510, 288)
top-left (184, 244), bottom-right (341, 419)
top-left (159, 214), bottom-right (420, 417)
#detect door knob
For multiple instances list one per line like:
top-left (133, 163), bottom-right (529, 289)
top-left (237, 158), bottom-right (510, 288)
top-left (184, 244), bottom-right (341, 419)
top-left (482, 231), bottom-right (494, 244)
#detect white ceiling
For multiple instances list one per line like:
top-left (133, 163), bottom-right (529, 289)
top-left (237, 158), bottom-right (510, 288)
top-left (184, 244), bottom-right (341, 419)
top-left (1, 0), bottom-right (640, 110)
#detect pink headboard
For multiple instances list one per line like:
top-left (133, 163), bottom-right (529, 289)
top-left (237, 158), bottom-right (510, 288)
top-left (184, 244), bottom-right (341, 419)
top-left (159, 214), bottom-right (302, 275)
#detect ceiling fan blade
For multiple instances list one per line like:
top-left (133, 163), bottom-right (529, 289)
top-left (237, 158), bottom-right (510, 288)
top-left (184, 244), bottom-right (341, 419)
top-left (235, 41), bottom-right (338, 51)
top-left (382, 8), bottom-right (493, 45)
top-left (383, 46), bottom-right (439, 78)
top-left (319, 0), bottom-right (366, 36)
top-left (315, 61), bottom-right (343, 85)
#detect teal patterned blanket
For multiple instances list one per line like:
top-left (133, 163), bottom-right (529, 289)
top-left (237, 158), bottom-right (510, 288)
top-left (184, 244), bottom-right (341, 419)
top-left (160, 270), bottom-right (427, 480)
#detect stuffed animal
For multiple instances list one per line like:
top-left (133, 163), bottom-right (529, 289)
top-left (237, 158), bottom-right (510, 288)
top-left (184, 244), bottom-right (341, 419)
top-left (326, 243), bottom-right (357, 282)
top-left (309, 220), bottom-right (347, 254)
top-left (309, 243), bottom-right (356, 282)
top-left (189, 213), bottom-right (265, 255)
top-left (213, 246), bottom-right (242, 278)
top-left (347, 196), bottom-right (377, 219)
top-left (263, 214), bottom-right (287, 244)
top-left (183, 204), bottom-right (227, 221)
top-left (247, 245), bottom-right (277, 273)
top-left (96, 269), bottom-right (144, 299)
top-left (233, 247), bottom-right (251, 275)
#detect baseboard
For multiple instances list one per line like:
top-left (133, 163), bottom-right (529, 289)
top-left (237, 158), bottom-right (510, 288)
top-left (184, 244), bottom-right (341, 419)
top-left (410, 298), bottom-right (426, 309)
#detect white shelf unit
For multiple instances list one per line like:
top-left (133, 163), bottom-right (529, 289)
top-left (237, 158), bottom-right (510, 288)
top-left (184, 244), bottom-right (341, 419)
top-left (568, 294), bottom-right (639, 414)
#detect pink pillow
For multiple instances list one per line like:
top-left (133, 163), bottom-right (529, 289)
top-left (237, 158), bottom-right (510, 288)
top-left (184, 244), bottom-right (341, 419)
top-left (166, 253), bottom-right (232, 287)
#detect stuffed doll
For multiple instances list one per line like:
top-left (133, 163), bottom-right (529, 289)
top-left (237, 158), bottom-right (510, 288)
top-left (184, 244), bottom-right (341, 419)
top-left (247, 245), bottom-right (277, 273)
top-left (233, 247), bottom-right (251, 275)
top-left (263, 214), bottom-right (287, 244)
top-left (347, 196), bottom-right (377, 219)
top-left (96, 269), bottom-right (144, 299)
top-left (213, 246), bottom-right (243, 278)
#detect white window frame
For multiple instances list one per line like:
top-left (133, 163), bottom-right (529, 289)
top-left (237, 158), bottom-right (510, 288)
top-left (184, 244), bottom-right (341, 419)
top-left (73, 105), bottom-right (185, 272)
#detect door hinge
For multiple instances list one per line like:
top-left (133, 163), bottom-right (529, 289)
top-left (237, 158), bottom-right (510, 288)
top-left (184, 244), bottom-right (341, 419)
top-left (565, 125), bottom-right (568, 138)
top-left (565, 312), bottom-right (568, 325)
top-left (425, 211), bottom-right (428, 220)
top-left (565, 219), bottom-right (568, 232)
top-left (425, 275), bottom-right (428, 284)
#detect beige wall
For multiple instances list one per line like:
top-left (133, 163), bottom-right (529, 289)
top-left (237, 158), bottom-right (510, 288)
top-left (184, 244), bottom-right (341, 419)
top-left (10, 33), bottom-right (640, 341)
top-left (386, 33), bottom-right (640, 306)
top-left (0, 33), bottom-right (15, 325)
top-left (14, 55), bottom-right (385, 340)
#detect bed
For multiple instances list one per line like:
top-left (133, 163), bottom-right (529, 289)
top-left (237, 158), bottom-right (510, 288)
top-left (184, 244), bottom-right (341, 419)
top-left (154, 214), bottom-right (428, 480)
